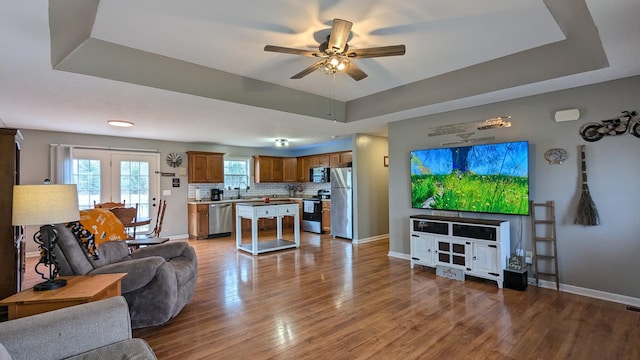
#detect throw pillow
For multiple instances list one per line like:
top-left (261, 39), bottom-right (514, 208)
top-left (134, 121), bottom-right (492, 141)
top-left (65, 221), bottom-right (99, 260)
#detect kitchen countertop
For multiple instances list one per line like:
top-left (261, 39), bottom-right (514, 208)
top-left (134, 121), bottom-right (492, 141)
top-left (187, 197), bottom-right (329, 205)
top-left (235, 200), bottom-right (296, 207)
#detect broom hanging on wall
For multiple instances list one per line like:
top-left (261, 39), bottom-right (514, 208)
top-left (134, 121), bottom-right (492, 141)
top-left (574, 144), bottom-right (600, 225)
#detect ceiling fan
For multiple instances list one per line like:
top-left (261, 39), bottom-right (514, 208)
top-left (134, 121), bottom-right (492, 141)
top-left (264, 18), bottom-right (406, 81)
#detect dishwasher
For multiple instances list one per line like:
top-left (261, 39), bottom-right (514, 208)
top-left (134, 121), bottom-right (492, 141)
top-left (208, 203), bottom-right (232, 238)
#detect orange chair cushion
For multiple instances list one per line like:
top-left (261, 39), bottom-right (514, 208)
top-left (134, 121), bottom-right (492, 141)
top-left (78, 208), bottom-right (128, 245)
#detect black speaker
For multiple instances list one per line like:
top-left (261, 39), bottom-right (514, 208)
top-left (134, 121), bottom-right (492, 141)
top-left (504, 268), bottom-right (528, 291)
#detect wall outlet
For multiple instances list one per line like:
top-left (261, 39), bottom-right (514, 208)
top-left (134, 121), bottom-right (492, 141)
top-left (525, 251), bottom-right (533, 264)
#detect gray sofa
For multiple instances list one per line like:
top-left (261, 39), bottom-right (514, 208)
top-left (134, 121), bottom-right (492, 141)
top-left (0, 296), bottom-right (156, 360)
top-left (53, 223), bottom-right (198, 328)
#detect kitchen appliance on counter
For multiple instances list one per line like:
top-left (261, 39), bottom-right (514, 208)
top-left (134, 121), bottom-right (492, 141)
top-left (302, 198), bottom-right (323, 234)
top-left (310, 167), bottom-right (330, 183)
top-left (317, 189), bottom-right (331, 199)
top-left (330, 167), bottom-right (352, 239)
top-left (211, 189), bottom-right (223, 201)
top-left (208, 203), bottom-right (232, 238)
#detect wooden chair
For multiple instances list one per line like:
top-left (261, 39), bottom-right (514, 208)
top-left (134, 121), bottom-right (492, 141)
top-left (110, 204), bottom-right (139, 239)
top-left (94, 200), bottom-right (126, 209)
top-left (136, 200), bottom-right (166, 239)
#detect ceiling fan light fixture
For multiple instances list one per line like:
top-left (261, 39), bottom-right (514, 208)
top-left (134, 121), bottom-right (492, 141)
top-left (320, 54), bottom-right (350, 75)
top-left (107, 119), bottom-right (134, 127)
top-left (275, 138), bottom-right (289, 147)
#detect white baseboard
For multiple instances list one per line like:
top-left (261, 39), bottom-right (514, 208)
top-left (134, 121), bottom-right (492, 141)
top-left (388, 251), bottom-right (411, 260)
top-left (390, 253), bottom-right (640, 307)
top-left (354, 234), bottom-right (388, 244)
top-left (536, 278), bottom-right (640, 307)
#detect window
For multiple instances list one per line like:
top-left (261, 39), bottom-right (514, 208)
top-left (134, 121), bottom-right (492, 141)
top-left (72, 158), bottom-right (101, 210)
top-left (224, 157), bottom-right (250, 189)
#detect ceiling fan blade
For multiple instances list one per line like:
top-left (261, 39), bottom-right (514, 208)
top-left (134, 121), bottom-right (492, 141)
top-left (328, 18), bottom-right (353, 53)
top-left (264, 45), bottom-right (317, 57)
top-left (291, 60), bottom-right (325, 79)
top-left (345, 62), bottom-right (368, 81)
top-left (347, 45), bottom-right (406, 59)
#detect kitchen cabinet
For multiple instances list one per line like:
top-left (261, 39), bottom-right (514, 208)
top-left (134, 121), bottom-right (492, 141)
top-left (187, 151), bottom-right (224, 183)
top-left (409, 215), bottom-right (510, 288)
top-left (329, 153), bottom-right (340, 168)
top-left (0, 129), bottom-right (24, 303)
top-left (322, 201), bottom-right (331, 233)
top-left (340, 152), bottom-right (352, 164)
top-left (254, 156), bottom-right (284, 183)
top-left (318, 154), bottom-right (330, 167)
top-left (296, 157), bottom-right (310, 182)
top-left (283, 157), bottom-right (297, 182)
top-left (307, 156), bottom-right (320, 168)
top-left (188, 203), bottom-right (209, 239)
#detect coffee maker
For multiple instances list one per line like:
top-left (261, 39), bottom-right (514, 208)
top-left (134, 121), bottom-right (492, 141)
top-left (211, 189), bottom-right (223, 201)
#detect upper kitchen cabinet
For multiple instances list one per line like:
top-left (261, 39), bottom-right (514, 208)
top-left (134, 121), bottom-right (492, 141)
top-left (254, 156), bottom-right (284, 183)
top-left (187, 151), bottom-right (224, 183)
top-left (283, 157), bottom-right (297, 182)
top-left (296, 157), bottom-right (310, 182)
top-left (330, 151), bottom-right (352, 168)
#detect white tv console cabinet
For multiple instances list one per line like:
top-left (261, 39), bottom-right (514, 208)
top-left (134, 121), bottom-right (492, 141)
top-left (410, 215), bottom-right (510, 288)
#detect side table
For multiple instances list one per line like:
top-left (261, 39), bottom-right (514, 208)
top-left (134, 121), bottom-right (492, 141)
top-left (0, 273), bottom-right (127, 320)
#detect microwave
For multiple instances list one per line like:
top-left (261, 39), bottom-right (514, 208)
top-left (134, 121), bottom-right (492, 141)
top-left (310, 167), bottom-right (330, 183)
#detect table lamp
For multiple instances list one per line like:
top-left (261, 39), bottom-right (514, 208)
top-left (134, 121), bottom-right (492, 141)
top-left (12, 184), bottom-right (79, 291)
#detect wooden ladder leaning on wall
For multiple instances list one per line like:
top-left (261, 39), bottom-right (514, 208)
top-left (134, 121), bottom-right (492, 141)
top-left (530, 200), bottom-right (560, 290)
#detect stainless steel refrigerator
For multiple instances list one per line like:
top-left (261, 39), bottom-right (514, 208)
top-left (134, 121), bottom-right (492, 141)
top-left (330, 167), bottom-right (353, 239)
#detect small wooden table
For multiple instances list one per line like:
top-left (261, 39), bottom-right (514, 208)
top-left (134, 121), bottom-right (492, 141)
top-left (0, 273), bottom-right (127, 320)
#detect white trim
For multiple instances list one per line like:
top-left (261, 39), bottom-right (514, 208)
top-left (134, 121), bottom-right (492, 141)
top-left (536, 279), bottom-right (640, 307)
top-left (388, 251), bottom-right (411, 260)
top-left (353, 233), bottom-right (388, 244)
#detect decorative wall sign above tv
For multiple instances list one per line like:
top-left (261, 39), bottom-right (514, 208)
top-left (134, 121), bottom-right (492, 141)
top-left (410, 140), bottom-right (529, 216)
top-left (428, 115), bottom-right (512, 137)
top-left (579, 110), bottom-right (640, 142)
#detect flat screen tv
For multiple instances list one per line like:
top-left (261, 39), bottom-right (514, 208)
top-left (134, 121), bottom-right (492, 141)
top-left (410, 140), bottom-right (529, 215)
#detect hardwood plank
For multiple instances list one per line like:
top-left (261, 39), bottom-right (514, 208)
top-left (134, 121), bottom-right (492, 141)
top-left (22, 233), bottom-right (639, 359)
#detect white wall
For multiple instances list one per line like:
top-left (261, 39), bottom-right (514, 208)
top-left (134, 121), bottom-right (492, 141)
top-left (353, 134), bottom-right (390, 241)
top-left (387, 75), bottom-right (640, 299)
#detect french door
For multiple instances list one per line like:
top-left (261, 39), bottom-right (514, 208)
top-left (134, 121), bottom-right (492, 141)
top-left (72, 149), bottom-right (160, 221)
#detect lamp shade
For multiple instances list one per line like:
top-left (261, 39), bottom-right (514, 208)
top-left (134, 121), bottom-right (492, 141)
top-left (12, 184), bottom-right (79, 225)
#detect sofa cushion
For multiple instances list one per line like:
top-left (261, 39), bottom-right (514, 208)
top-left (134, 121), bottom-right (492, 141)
top-left (66, 339), bottom-right (156, 360)
top-left (54, 224), bottom-right (94, 275)
top-left (0, 344), bottom-right (11, 360)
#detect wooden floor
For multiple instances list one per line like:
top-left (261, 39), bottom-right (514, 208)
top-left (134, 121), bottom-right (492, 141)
top-left (24, 231), bottom-right (639, 359)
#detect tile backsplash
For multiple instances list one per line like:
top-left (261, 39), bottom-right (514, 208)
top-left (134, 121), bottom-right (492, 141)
top-left (188, 182), bottom-right (331, 200)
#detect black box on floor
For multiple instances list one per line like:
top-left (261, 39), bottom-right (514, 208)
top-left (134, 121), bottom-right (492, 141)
top-left (504, 268), bottom-right (528, 290)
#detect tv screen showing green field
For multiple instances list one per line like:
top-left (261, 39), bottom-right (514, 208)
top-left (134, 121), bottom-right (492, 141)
top-left (410, 141), bottom-right (529, 215)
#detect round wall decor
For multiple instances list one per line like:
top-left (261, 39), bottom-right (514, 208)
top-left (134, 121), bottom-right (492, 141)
top-left (544, 148), bottom-right (568, 165)
top-left (166, 152), bottom-right (183, 168)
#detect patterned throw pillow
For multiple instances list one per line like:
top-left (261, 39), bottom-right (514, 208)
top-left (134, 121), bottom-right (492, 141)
top-left (66, 221), bottom-right (99, 260)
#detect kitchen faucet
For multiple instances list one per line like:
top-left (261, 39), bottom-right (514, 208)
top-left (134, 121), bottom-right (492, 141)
top-left (235, 182), bottom-right (247, 199)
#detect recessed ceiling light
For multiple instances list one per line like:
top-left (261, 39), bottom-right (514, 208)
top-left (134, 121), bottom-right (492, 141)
top-left (108, 120), bottom-right (134, 127)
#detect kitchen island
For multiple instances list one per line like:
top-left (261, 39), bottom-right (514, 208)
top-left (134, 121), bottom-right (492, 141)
top-left (235, 201), bottom-right (300, 255)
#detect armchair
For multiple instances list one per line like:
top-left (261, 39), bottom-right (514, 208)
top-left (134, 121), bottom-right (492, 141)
top-left (52, 224), bottom-right (197, 328)
top-left (0, 296), bottom-right (156, 360)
